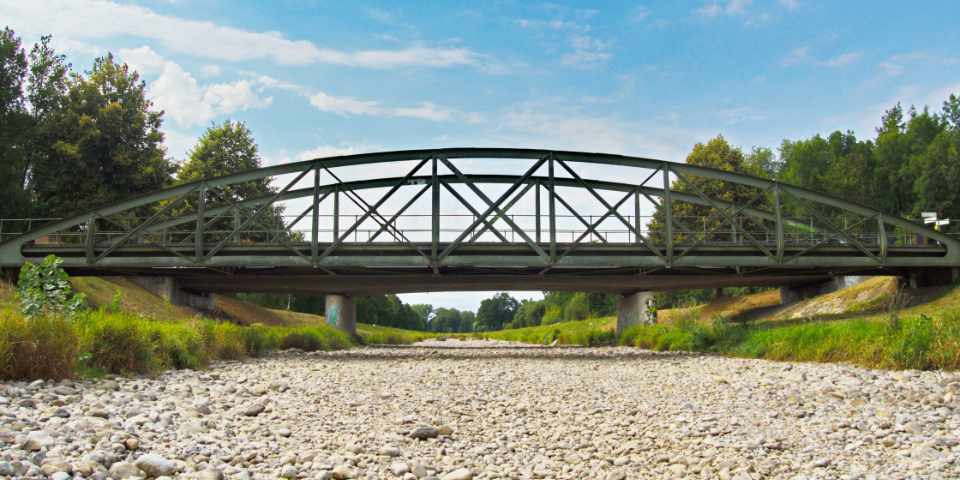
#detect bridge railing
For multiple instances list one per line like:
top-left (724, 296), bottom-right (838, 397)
top-left (3, 215), bottom-right (944, 249)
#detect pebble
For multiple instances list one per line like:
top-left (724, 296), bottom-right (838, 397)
top-left (0, 341), bottom-right (955, 478)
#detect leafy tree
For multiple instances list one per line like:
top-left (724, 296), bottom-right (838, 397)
top-left (648, 136), bottom-right (772, 244)
top-left (430, 307), bottom-right (473, 332)
top-left (511, 299), bottom-right (545, 328)
top-left (0, 27), bottom-right (30, 218)
top-left (177, 120), bottom-right (287, 242)
top-left (475, 292), bottom-right (519, 331)
top-left (30, 53), bottom-right (174, 218)
top-left (409, 304), bottom-right (433, 327)
top-left (17, 255), bottom-right (86, 318)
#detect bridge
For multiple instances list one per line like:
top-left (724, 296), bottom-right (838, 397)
top-left (1, 148), bottom-right (958, 333)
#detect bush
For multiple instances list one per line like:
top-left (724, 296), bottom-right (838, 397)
top-left (17, 255), bottom-right (86, 318)
top-left (278, 326), bottom-right (352, 351)
top-left (76, 310), bottom-right (156, 374)
top-left (0, 313), bottom-right (78, 379)
top-left (541, 305), bottom-right (564, 325)
top-left (239, 324), bottom-right (277, 357)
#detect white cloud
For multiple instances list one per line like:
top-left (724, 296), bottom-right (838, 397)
top-left (4, 0), bottom-right (484, 68)
top-left (295, 145), bottom-right (380, 161)
top-left (779, 0), bottom-right (800, 11)
top-left (823, 51), bottom-right (862, 68)
top-left (696, 0), bottom-right (753, 17)
top-left (782, 47), bottom-right (862, 68)
top-left (307, 91), bottom-right (478, 123)
top-left (631, 6), bottom-right (652, 22)
top-left (308, 92), bottom-right (383, 117)
top-left (716, 106), bottom-right (767, 125)
top-left (200, 65), bottom-right (222, 77)
top-left (782, 46), bottom-right (811, 66)
top-left (562, 35), bottom-right (613, 67)
top-left (308, 92), bottom-right (461, 122)
top-left (120, 46), bottom-right (273, 127)
top-left (877, 51), bottom-right (960, 77)
top-left (514, 16), bottom-right (612, 68)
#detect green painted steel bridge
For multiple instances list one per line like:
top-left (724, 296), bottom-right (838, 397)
top-left (1, 148), bottom-right (957, 295)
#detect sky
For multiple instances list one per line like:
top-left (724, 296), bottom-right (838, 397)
top-left (3, 0), bottom-right (960, 311)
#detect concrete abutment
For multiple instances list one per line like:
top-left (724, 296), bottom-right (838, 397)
top-left (130, 276), bottom-right (215, 312)
top-left (617, 291), bottom-right (655, 334)
top-left (325, 294), bottom-right (357, 336)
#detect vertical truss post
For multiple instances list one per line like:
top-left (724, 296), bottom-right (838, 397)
top-left (662, 164), bottom-right (673, 264)
top-left (312, 165), bottom-right (320, 260)
top-left (232, 206), bottom-right (240, 244)
top-left (774, 183), bottom-right (784, 263)
top-left (634, 190), bottom-right (641, 245)
top-left (877, 214), bottom-right (887, 260)
top-left (431, 156), bottom-right (440, 272)
top-left (195, 185), bottom-right (206, 259)
top-left (535, 180), bottom-right (541, 243)
top-left (333, 186), bottom-right (339, 242)
top-left (85, 216), bottom-right (96, 263)
top-left (548, 155), bottom-right (557, 262)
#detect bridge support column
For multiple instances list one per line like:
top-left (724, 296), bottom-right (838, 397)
top-left (325, 294), bottom-right (356, 336)
top-left (131, 276), bottom-right (214, 312)
top-left (617, 291), bottom-right (655, 334)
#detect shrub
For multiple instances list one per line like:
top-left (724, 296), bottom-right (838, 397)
top-left (76, 310), bottom-right (156, 374)
top-left (18, 255), bottom-right (87, 318)
top-left (0, 313), bottom-right (78, 380)
top-left (239, 324), bottom-right (277, 357)
top-left (541, 305), bottom-right (564, 325)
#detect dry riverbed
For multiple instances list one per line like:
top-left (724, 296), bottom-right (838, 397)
top-left (1, 340), bottom-right (959, 479)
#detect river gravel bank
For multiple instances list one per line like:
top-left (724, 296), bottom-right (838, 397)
top-left (1, 340), bottom-right (958, 479)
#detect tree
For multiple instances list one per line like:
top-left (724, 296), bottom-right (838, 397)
top-left (511, 299), bottom-right (545, 328)
top-left (475, 292), bottom-right (519, 331)
top-left (177, 120), bottom-right (286, 242)
top-left (30, 53), bottom-right (174, 218)
top-left (648, 136), bottom-right (771, 244)
top-left (0, 27), bottom-right (30, 218)
top-left (430, 307), bottom-right (473, 333)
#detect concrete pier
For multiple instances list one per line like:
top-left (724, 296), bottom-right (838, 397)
top-left (131, 276), bottom-right (214, 312)
top-left (325, 294), bottom-right (357, 336)
top-left (617, 291), bottom-right (655, 334)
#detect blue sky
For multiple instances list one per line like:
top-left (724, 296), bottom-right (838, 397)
top-left (4, 0), bottom-right (960, 310)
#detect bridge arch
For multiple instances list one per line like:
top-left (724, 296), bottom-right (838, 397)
top-left (0, 148), bottom-right (957, 295)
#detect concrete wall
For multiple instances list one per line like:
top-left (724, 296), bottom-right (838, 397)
top-left (325, 294), bottom-right (357, 336)
top-left (617, 291), bottom-right (655, 334)
top-left (779, 276), bottom-right (870, 305)
top-left (130, 276), bottom-right (214, 312)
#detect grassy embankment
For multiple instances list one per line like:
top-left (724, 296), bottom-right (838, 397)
top-left (0, 276), bottom-right (432, 380)
top-left (482, 277), bottom-right (960, 370)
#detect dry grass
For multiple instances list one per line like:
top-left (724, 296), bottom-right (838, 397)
top-left (769, 277), bottom-right (899, 322)
top-left (212, 294), bottom-right (292, 325)
top-left (72, 277), bottom-right (196, 319)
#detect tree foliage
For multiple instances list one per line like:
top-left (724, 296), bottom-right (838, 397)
top-left (177, 120), bottom-right (286, 240)
top-left (17, 255), bottom-right (86, 318)
top-left (30, 53), bottom-right (174, 218)
top-left (475, 292), bottom-right (519, 331)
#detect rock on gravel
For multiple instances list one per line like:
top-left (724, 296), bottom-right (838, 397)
top-left (0, 341), bottom-right (958, 479)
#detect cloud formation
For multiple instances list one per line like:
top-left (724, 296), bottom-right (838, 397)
top-left (5, 0), bottom-right (483, 68)
top-left (120, 46), bottom-right (273, 127)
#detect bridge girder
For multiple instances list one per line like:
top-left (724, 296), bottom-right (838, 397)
top-left (1, 147), bottom-right (957, 292)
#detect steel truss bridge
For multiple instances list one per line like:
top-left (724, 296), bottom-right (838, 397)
top-left (1, 148), bottom-right (957, 295)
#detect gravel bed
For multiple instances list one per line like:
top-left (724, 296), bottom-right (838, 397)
top-left (1, 340), bottom-right (958, 479)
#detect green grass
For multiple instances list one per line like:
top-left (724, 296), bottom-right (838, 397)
top-left (357, 323), bottom-right (438, 344)
top-left (479, 316), bottom-right (616, 346)
top-left (0, 301), bottom-right (357, 380)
